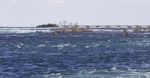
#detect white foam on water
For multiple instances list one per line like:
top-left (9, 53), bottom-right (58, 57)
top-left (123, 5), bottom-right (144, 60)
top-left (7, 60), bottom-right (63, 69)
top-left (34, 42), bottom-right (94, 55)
top-left (84, 42), bottom-right (101, 49)
top-left (37, 44), bottom-right (46, 48)
top-left (51, 43), bottom-right (72, 48)
top-left (85, 45), bottom-right (90, 48)
top-left (16, 45), bottom-right (22, 48)
top-left (16, 43), bottom-right (24, 48)
top-left (46, 53), bottom-right (62, 56)
top-left (110, 67), bottom-right (117, 71)
top-left (63, 43), bottom-right (70, 47)
top-left (87, 69), bottom-right (97, 74)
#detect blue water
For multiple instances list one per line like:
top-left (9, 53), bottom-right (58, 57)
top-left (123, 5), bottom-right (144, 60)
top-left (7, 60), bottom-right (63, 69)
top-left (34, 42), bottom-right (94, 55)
top-left (0, 32), bottom-right (150, 78)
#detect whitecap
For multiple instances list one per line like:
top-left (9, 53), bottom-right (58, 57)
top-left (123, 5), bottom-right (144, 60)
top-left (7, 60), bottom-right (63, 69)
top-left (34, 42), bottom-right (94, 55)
top-left (57, 45), bottom-right (64, 48)
top-left (16, 43), bottom-right (24, 48)
top-left (88, 69), bottom-right (97, 74)
top-left (51, 43), bottom-right (71, 48)
top-left (51, 45), bottom-right (63, 48)
top-left (47, 53), bottom-right (61, 56)
top-left (49, 73), bottom-right (61, 76)
top-left (63, 43), bottom-right (70, 47)
top-left (78, 69), bottom-right (86, 74)
top-left (37, 44), bottom-right (46, 48)
top-left (16, 45), bottom-right (22, 48)
top-left (110, 67), bottom-right (117, 71)
top-left (85, 45), bottom-right (90, 48)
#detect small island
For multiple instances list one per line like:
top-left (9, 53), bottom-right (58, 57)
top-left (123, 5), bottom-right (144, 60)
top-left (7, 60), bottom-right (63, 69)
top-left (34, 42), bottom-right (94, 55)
top-left (36, 23), bottom-right (58, 28)
top-left (36, 22), bottom-right (92, 33)
top-left (36, 23), bottom-right (150, 35)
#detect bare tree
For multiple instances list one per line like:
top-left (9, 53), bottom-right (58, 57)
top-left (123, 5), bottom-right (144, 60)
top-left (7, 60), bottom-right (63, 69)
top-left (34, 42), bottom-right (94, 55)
top-left (59, 20), bottom-right (68, 28)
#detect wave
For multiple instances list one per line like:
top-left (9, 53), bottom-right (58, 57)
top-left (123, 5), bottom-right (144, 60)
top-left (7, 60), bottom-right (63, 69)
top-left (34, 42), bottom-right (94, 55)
top-left (29, 68), bottom-right (150, 78)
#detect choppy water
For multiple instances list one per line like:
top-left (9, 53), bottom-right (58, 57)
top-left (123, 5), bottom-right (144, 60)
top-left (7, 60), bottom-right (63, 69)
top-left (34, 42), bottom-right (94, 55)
top-left (0, 32), bottom-right (150, 78)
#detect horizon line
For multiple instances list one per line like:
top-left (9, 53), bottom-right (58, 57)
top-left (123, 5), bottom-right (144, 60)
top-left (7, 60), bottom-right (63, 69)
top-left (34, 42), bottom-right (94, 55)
top-left (0, 24), bottom-right (150, 27)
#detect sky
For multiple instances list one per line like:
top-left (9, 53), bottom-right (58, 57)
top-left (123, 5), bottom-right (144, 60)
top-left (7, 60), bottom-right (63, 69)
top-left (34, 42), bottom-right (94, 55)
top-left (0, 0), bottom-right (150, 27)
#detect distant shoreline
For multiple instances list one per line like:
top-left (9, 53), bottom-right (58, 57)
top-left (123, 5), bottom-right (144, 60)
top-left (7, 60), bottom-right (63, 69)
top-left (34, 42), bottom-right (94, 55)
top-left (0, 25), bottom-right (150, 28)
top-left (0, 25), bottom-right (149, 34)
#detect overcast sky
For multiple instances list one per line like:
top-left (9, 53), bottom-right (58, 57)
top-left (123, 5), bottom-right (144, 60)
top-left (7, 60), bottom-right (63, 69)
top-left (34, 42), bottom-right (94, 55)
top-left (0, 0), bottom-right (150, 26)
